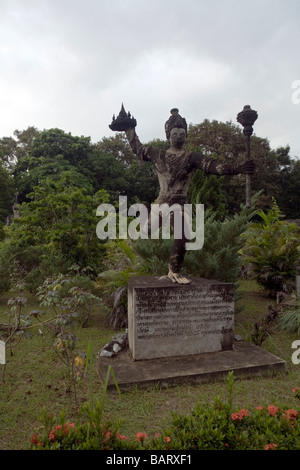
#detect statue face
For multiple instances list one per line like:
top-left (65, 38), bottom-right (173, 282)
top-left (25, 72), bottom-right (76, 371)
top-left (169, 127), bottom-right (186, 149)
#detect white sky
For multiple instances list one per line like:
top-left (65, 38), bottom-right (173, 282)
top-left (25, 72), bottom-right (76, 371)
top-left (1, 0), bottom-right (300, 157)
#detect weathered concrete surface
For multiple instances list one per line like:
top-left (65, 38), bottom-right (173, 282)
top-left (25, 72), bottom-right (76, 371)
top-left (128, 276), bottom-right (235, 360)
top-left (97, 341), bottom-right (287, 391)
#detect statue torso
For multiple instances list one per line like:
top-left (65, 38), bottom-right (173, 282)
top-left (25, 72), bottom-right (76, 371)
top-left (152, 148), bottom-right (195, 205)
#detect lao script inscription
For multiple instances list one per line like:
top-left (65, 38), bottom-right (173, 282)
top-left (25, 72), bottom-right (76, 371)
top-left (128, 276), bottom-right (235, 360)
top-left (135, 287), bottom-right (233, 341)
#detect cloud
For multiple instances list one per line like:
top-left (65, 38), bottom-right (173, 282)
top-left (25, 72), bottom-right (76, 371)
top-left (0, 0), bottom-right (299, 157)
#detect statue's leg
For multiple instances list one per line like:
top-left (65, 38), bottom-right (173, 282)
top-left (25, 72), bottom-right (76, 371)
top-left (168, 208), bottom-right (191, 284)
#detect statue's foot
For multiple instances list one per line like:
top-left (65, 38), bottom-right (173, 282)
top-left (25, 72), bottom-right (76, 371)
top-left (167, 269), bottom-right (191, 284)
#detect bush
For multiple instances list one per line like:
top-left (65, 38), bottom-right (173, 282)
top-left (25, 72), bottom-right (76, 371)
top-left (241, 199), bottom-right (300, 297)
top-left (278, 299), bottom-right (300, 335)
top-left (30, 374), bottom-right (300, 450)
top-left (133, 203), bottom-right (256, 283)
top-left (150, 399), bottom-right (300, 451)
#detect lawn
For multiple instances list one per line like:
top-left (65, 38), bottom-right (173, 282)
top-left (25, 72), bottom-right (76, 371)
top-left (0, 280), bottom-right (299, 450)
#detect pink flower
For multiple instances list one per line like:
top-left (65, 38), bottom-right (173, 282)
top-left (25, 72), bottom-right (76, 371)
top-left (267, 405), bottom-right (279, 417)
top-left (265, 443), bottom-right (277, 450)
top-left (135, 432), bottom-right (148, 442)
top-left (231, 409), bottom-right (250, 421)
top-left (63, 422), bottom-right (75, 434)
top-left (117, 433), bottom-right (130, 442)
top-left (48, 430), bottom-right (56, 441)
top-left (105, 431), bottom-right (113, 440)
top-left (164, 436), bottom-right (171, 444)
top-left (284, 409), bottom-right (298, 427)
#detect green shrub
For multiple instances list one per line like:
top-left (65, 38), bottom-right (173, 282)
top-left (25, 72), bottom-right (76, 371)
top-left (278, 300), bottom-right (300, 335)
top-left (150, 399), bottom-right (300, 450)
top-left (133, 203), bottom-right (256, 283)
top-left (241, 199), bottom-right (300, 297)
top-left (30, 374), bottom-right (300, 450)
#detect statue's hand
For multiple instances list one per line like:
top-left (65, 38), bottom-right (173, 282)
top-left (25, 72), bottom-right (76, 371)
top-left (167, 269), bottom-right (191, 285)
top-left (236, 159), bottom-right (255, 174)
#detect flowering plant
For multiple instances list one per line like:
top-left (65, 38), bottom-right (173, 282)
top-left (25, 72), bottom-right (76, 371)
top-left (30, 372), bottom-right (300, 451)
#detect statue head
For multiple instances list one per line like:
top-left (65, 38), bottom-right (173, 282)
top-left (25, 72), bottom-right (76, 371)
top-left (169, 127), bottom-right (186, 150)
top-left (165, 108), bottom-right (187, 141)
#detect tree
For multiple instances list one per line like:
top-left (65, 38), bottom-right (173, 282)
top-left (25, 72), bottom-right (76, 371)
top-left (240, 200), bottom-right (300, 297)
top-left (88, 134), bottom-right (159, 205)
top-left (0, 163), bottom-right (15, 223)
top-left (277, 158), bottom-right (300, 218)
top-left (185, 119), bottom-right (292, 214)
top-left (13, 128), bottom-right (94, 202)
top-left (188, 167), bottom-right (228, 221)
top-left (0, 126), bottom-right (40, 170)
top-left (1, 175), bottom-right (109, 290)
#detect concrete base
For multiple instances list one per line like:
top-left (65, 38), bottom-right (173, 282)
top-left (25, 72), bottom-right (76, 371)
top-left (97, 341), bottom-right (287, 391)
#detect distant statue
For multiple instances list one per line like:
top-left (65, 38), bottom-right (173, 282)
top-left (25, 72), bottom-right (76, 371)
top-left (109, 105), bottom-right (254, 284)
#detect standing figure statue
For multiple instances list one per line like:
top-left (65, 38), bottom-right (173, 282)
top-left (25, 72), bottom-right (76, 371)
top-left (109, 106), bottom-right (254, 284)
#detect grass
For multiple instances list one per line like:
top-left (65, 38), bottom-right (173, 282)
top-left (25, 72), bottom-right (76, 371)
top-left (0, 280), bottom-right (300, 450)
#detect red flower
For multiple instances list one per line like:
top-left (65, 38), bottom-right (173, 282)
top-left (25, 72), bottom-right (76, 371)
top-left (117, 432), bottom-right (130, 442)
top-left (31, 433), bottom-right (39, 445)
top-left (284, 409), bottom-right (298, 427)
top-left (267, 405), bottom-right (279, 417)
top-left (135, 432), bottom-right (148, 442)
top-left (231, 409), bottom-right (250, 420)
top-left (105, 431), bottom-right (113, 440)
top-left (265, 443), bottom-right (277, 450)
top-left (164, 436), bottom-right (171, 444)
top-left (48, 430), bottom-right (56, 441)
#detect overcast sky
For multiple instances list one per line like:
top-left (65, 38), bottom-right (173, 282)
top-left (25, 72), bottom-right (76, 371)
top-left (1, 0), bottom-right (300, 158)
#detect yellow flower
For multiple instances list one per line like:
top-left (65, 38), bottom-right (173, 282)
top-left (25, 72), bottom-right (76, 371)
top-left (56, 339), bottom-right (64, 350)
top-left (74, 356), bottom-right (84, 367)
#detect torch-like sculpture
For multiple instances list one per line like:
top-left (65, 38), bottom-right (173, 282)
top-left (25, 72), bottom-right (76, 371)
top-left (237, 105), bottom-right (258, 208)
top-left (109, 103), bottom-right (137, 131)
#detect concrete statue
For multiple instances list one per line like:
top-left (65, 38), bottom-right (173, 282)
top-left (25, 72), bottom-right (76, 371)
top-left (109, 105), bottom-right (255, 285)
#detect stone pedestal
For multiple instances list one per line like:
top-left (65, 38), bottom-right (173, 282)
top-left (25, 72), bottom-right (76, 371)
top-left (128, 276), bottom-right (235, 361)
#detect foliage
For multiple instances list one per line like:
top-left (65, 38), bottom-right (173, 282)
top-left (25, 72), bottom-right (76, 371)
top-left (133, 201), bottom-right (257, 283)
top-left (188, 168), bottom-right (228, 221)
top-left (278, 299), bottom-right (300, 336)
top-left (241, 199), bottom-right (300, 297)
top-left (0, 162), bottom-right (15, 223)
top-left (1, 175), bottom-right (109, 289)
top-left (37, 271), bottom-right (102, 328)
top-left (30, 362), bottom-right (122, 450)
top-left (97, 240), bottom-right (149, 329)
top-left (35, 273), bottom-right (102, 408)
top-left (30, 372), bottom-right (300, 450)
top-left (89, 134), bottom-right (159, 205)
top-left (0, 263), bottom-right (28, 382)
top-left (276, 151), bottom-right (300, 218)
top-left (98, 240), bottom-right (149, 291)
top-left (150, 395), bottom-right (300, 450)
top-left (12, 128), bottom-right (93, 203)
top-left (185, 119), bottom-right (296, 215)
